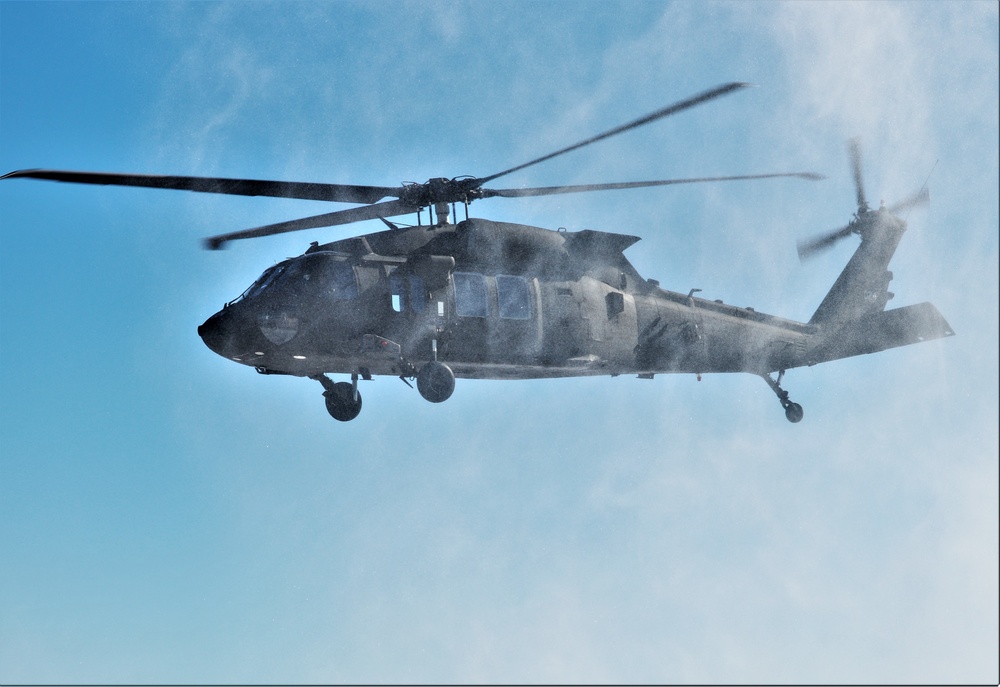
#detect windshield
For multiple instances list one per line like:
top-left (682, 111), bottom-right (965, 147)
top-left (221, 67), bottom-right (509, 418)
top-left (236, 255), bottom-right (359, 304)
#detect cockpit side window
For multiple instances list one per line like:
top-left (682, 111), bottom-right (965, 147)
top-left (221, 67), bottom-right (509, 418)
top-left (320, 260), bottom-right (359, 300)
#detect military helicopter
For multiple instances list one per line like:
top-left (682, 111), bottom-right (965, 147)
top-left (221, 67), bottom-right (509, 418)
top-left (2, 82), bottom-right (953, 423)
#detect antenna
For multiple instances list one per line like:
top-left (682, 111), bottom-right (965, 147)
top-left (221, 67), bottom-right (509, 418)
top-left (903, 159), bottom-right (938, 223)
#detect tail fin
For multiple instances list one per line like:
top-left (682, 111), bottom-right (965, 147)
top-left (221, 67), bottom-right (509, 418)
top-left (809, 207), bottom-right (906, 326)
top-left (796, 139), bottom-right (949, 365)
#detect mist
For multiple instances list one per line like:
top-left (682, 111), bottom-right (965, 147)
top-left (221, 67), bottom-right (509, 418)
top-left (0, 1), bottom-right (996, 684)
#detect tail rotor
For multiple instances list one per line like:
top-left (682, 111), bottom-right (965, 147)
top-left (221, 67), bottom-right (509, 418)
top-left (797, 139), bottom-right (929, 261)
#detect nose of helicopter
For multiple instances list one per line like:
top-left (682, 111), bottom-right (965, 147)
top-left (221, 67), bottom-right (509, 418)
top-left (198, 311), bottom-right (227, 357)
top-left (198, 309), bottom-right (246, 359)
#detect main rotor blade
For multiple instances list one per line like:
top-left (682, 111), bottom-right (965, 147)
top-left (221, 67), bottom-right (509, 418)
top-left (797, 224), bottom-right (855, 260)
top-left (1, 169), bottom-right (398, 205)
top-left (203, 199), bottom-right (418, 249)
top-left (483, 171), bottom-right (823, 198)
top-left (476, 82), bottom-right (752, 186)
top-left (848, 138), bottom-right (868, 211)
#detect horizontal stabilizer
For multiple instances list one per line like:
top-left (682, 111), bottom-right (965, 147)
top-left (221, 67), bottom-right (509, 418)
top-left (806, 302), bottom-right (954, 366)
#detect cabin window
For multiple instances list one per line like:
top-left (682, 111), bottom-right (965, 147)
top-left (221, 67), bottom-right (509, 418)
top-left (606, 291), bottom-right (625, 318)
top-left (408, 275), bottom-right (426, 313)
top-left (391, 274), bottom-right (426, 313)
top-left (454, 272), bottom-right (488, 318)
top-left (497, 275), bottom-right (531, 320)
top-left (391, 275), bottom-right (405, 312)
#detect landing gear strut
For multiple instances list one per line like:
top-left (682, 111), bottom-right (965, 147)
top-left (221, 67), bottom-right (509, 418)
top-left (312, 373), bottom-right (363, 422)
top-left (759, 371), bottom-right (804, 423)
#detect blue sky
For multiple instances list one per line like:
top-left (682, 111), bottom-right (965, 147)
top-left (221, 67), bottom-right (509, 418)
top-left (1, 1), bottom-right (997, 683)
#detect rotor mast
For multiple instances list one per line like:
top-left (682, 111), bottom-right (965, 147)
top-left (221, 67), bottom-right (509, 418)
top-left (434, 201), bottom-right (451, 225)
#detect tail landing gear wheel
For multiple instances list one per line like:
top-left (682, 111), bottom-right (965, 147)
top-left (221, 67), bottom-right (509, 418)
top-left (324, 381), bottom-right (362, 422)
top-left (784, 402), bottom-right (804, 423)
top-left (417, 361), bottom-right (455, 403)
top-left (759, 371), bottom-right (804, 424)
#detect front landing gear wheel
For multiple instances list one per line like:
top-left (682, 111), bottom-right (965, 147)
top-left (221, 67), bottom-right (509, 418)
top-left (417, 361), bottom-right (455, 403)
top-left (323, 381), bottom-right (362, 422)
top-left (784, 402), bottom-right (804, 423)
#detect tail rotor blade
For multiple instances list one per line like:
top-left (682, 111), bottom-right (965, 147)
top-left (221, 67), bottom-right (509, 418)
top-left (848, 138), bottom-right (868, 211)
top-left (887, 187), bottom-right (930, 215)
top-left (797, 224), bottom-right (855, 260)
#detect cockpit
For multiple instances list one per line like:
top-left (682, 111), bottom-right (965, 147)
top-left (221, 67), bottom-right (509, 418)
top-left (234, 253), bottom-right (359, 305)
top-left (200, 252), bottom-right (364, 359)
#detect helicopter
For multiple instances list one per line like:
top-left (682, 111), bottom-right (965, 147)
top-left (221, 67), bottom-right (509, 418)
top-left (2, 82), bottom-right (953, 423)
